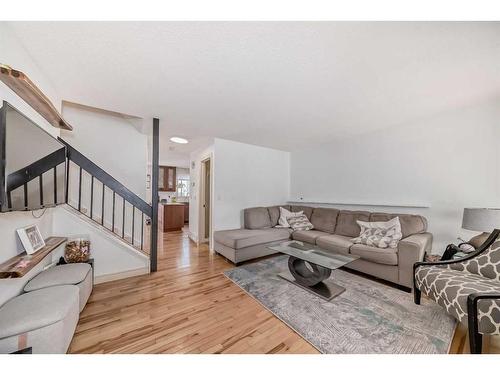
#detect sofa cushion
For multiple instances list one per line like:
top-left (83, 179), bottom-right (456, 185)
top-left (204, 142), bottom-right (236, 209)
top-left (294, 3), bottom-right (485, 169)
top-left (335, 210), bottom-right (370, 237)
top-left (292, 230), bottom-right (329, 244)
top-left (316, 234), bottom-right (353, 255)
top-left (0, 285), bottom-right (79, 339)
top-left (214, 228), bottom-right (291, 250)
top-left (370, 213), bottom-right (427, 238)
top-left (290, 205), bottom-right (313, 220)
top-left (350, 243), bottom-right (398, 265)
top-left (244, 207), bottom-right (272, 229)
top-left (310, 208), bottom-right (339, 234)
top-left (267, 205), bottom-right (291, 226)
top-left (24, 264), bottom-right (92, 292)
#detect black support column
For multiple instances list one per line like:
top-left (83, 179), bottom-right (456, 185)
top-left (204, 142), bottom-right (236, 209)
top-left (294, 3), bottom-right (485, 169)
top-left (150, 118), bottom-right (159, 272)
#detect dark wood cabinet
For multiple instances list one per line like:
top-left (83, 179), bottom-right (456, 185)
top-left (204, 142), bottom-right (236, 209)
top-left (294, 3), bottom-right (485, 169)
top-left (159, 166), bottom-right (176, 192)
top-left (163, 204), bottom-right (185, 232)
top-left (184, 203), bottom-right (189, 223)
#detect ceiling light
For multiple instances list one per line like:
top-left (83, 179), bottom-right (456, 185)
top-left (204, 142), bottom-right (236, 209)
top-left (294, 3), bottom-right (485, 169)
top-left (170, 137), bottom-right (188, 144)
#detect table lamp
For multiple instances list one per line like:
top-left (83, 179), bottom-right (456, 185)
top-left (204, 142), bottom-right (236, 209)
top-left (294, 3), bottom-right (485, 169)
top-left (462, 208), bottom-right (500, 248)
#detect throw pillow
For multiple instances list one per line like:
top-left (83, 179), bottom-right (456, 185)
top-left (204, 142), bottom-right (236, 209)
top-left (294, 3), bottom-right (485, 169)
top-left (352, 217), bottom-right (402, 249)
top-left (277, 207), bottom-right (303, 228)
top-left (287, 214), bottom-right (314, 231)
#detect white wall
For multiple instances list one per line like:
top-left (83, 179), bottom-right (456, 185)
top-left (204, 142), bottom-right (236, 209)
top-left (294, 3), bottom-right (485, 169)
top-left (159, 153), bottom-right (190, 169)
top-left (290, 97), bottom-right (500, 253)
top-left (189, 138), bottom-right (290, 245)
top-left (61, 104), bottom-right (148, 199)
top-left (213, 138), bottom-right (290, 231)
top-left (0, 24), bottom-right (61, 264)
top-left (52, 208), bottom-right (149, 280)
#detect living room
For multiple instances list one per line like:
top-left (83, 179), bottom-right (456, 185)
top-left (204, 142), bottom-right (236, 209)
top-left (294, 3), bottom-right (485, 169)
top-left (2, 1), bottom-right (500, 373)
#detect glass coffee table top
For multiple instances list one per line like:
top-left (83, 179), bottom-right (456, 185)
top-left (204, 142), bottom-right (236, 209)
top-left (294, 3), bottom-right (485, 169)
top-left (268, 240), bottom-right (359, 269)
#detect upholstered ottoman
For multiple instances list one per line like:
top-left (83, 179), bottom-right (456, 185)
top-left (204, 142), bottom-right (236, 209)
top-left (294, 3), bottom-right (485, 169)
top-left (24, 263), bottom-right (93, 312)
top-left (0, 285), bottom-right (80, 354)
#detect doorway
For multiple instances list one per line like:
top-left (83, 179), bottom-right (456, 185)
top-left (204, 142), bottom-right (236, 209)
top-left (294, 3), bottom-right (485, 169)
top-left (199, 157), bottom-right (211, 244)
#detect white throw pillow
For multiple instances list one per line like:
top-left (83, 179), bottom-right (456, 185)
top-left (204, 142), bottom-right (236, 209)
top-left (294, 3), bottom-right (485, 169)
top-left (277, 207), bottom-right (303, 228)
top-left (352, 217), bottom-right (403, 249)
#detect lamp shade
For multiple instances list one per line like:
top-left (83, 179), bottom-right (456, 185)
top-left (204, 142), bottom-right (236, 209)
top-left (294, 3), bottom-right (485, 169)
top-left (462, 208), bottom-right (500, 232)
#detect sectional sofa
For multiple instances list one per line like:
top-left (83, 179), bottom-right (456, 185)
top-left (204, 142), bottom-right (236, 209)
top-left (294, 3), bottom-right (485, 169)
top-left (213, 205), bottom-right (432, 289)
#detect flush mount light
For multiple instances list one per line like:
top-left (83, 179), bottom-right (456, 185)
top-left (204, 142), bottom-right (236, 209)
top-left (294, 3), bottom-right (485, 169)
top-left (170, 137), bottom-right (188, 144)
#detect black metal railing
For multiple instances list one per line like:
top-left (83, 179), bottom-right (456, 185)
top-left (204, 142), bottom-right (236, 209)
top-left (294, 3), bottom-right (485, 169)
top-left (59, 138), bottom-right (156, 256)
top-left (3, 147), bottom-right (66, 211)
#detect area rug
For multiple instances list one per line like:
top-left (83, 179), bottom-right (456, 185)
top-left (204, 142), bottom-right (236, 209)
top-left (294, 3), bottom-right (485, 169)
top-left (224, 255), bottom-right (456, 354)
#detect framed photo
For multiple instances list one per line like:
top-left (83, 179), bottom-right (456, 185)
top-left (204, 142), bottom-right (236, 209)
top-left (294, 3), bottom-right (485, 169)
top-left (16, 224), bottom-right (45, 255)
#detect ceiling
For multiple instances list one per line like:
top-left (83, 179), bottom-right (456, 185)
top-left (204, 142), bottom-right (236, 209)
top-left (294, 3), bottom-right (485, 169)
top-left (7, 22), bottom-right (500, 153)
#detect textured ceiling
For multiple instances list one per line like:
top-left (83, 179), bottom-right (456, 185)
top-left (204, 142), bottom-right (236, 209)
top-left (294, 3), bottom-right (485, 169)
top-left (7, 21), bottom-right (500, 153)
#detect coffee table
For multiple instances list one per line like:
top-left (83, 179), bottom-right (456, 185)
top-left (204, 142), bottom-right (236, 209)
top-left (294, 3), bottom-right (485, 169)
top-left (267, 240), bottom-right (359, 301)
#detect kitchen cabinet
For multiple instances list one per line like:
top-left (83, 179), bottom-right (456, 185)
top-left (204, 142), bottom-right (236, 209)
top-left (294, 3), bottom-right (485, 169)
top-left (163, 203), bottom-right (185, 232)
top-left (184, 203), bottom-right (189, 223)
top-left (159, 166), bottom-right (176, 192)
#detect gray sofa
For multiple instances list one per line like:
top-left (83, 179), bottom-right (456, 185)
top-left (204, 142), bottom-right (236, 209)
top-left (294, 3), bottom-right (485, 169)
top-left (214, 205), bottom-right (432, 289)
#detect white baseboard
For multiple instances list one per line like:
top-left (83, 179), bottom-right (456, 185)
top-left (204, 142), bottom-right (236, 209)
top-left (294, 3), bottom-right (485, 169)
top-left (94, 266), bottom-right (149, 284)
top-left (188, 231), bottom-right (199, 244)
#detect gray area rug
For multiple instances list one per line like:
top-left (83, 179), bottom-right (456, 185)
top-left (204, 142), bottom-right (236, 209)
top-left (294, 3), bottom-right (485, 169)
top-left (224, 255), bottom-right (456, 354)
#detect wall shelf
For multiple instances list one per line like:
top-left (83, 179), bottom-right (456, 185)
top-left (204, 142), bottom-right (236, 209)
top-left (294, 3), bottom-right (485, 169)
top-left (0, 236), bottom-right (67, 279)
top-left (288, 200), bottom-right (431, 209)
top-left (0, 64), bottom-right (73, 130)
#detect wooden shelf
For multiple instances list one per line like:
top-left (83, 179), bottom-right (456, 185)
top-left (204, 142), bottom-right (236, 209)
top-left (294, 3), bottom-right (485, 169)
top-left (0, 236), bottom-right (67, 279)
top-left (0, 64), bottom-right (73, 130)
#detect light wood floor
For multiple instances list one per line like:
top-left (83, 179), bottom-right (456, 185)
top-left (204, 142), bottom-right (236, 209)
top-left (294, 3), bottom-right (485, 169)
top-left (69, 228), bottom-right (499, 354)
top-left (69, 228), bottom-right (316, 353)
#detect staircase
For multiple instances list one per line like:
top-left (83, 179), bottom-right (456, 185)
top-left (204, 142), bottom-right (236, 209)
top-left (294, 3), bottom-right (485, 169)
top-left (59, 138), bottom-right (156, 257)
top-left (3, 136), bottom-right (158, 268)
top-left (1, 65), bottom-right (159, 272)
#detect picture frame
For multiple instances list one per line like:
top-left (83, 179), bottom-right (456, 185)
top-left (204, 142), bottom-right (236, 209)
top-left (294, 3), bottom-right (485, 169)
top-left (16, 224), bottom-right (45, 255)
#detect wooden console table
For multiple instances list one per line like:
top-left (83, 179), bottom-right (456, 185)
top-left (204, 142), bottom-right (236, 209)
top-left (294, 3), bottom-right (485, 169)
top-left (0, 237), bottom-right (67, 279)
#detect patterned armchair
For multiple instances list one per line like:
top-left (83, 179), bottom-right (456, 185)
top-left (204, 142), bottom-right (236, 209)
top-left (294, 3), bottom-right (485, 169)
top-left (413, 229), bottom-right (500, 354)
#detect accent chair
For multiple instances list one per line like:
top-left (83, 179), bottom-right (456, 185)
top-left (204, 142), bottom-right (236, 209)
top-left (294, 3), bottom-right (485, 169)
top-left (413, 229), bottom-right (500, 354)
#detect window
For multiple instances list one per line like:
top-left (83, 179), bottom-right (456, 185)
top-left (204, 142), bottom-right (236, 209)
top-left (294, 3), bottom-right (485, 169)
top-left (176, 177), bottom-right (190, 198)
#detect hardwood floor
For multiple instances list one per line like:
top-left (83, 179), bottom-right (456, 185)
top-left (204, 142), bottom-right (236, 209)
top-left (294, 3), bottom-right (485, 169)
top-left (69, 228), bottom-right (499, 354)
top-left (69, 228), bottom-right (317, 353)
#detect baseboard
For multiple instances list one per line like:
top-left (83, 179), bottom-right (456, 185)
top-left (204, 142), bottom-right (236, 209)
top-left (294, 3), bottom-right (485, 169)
top-left (94, 266), bottom-right (149, 284)
top-left (188, 231), bottom-right (199, 244)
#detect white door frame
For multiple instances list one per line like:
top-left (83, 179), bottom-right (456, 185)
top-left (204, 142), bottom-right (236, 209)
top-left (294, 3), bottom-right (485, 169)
top-left (198, 156), bottom-right (212, 247)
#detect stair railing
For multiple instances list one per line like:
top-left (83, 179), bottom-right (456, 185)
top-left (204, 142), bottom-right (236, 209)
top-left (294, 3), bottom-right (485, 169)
top-left (3, 147), bottom-right (66, 211)
top-left (58, 138), bottom-right (157, 262)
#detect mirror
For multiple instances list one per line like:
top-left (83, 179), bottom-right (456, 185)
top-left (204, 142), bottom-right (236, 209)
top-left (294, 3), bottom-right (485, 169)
top-left (0, 101), bottom-right (66, 212)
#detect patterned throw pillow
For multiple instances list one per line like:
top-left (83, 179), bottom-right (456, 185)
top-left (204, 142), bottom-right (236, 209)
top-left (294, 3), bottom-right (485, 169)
top-left (352, 217), bottom-right (402, 249)
top-left (277, 207), bottom-right (303, 228)
top-left (287, 214), bottom-right (314, 231)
